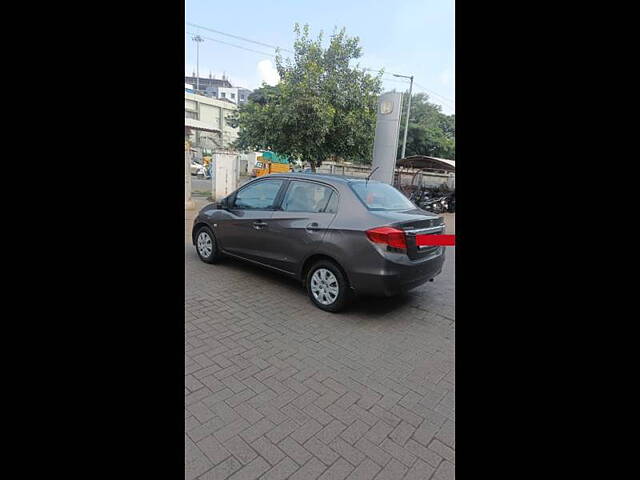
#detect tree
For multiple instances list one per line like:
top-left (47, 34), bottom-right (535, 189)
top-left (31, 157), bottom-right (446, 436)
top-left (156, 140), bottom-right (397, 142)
top-left (229, 85), bottom-right (284, 157)
top-left (228, 24), bottom-right (382, 171)
top-left (397, 92), bottom-right (455, 160)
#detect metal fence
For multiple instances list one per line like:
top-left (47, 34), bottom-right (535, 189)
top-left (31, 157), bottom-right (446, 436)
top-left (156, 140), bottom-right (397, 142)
top-left (316, 162), bottom-right (455, 190)
top-left (187, 155), bottom-right (454, 204)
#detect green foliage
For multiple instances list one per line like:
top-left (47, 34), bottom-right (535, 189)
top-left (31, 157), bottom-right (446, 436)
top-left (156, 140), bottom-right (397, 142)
top-left (228, 24), bottom-right (382, 170)
top-left (398, 92), bottom-right (455, 160)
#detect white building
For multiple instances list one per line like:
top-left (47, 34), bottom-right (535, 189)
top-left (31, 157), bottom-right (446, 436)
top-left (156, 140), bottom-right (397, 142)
top-left (184, 91), bottom-right (238, 154)
top-left (185, 75), bottom-right (252, 105)
top-left (204, 85), bottom-right (252, 105)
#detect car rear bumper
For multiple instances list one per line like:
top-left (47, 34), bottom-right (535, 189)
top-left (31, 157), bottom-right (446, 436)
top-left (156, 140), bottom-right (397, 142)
top-left (349, 247), bottom-right (446, 297)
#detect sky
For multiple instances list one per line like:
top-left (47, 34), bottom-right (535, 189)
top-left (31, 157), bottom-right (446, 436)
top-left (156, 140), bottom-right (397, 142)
top-left (185, 0), bottom-right (454, 114)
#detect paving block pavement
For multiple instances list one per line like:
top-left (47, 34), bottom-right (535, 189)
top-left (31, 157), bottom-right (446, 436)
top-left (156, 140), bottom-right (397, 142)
top-left (186, 242), bottom-right (454, 479)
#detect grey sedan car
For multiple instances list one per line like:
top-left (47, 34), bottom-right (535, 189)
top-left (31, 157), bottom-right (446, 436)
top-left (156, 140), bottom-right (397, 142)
top-left (192, 173), bottom-right (446, 312)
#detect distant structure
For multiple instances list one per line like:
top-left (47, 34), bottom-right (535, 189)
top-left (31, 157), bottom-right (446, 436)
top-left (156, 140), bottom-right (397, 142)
top-left (185, 90), bottom-right (239, 153)
top-left (184, 73), bottom-right (252, 105)
top-left (371, 92), bottom-right (403, 184)
top-left (396, 155), bottom-right (455, 173)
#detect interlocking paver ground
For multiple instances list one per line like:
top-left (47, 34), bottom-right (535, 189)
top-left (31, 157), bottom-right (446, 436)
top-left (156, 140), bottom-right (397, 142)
top-left (186, 238), bottom-right (455, 480)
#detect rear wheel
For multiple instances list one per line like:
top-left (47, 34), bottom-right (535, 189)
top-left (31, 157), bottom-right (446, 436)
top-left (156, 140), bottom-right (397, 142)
top-left (195, 226), bottom-right (221, 264)
top-left (306, 260), bottom-right (351, 312)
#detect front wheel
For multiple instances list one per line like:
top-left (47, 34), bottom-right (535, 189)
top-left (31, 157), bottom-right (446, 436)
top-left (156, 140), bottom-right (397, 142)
top-left (195, 226), bottom-right (222, 264)
top-left (306, 260), bottom-right (351, 312)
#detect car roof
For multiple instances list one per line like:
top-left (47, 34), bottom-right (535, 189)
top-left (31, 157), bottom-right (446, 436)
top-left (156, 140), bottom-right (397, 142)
top-left (267, 172), bottom-right (380, 186)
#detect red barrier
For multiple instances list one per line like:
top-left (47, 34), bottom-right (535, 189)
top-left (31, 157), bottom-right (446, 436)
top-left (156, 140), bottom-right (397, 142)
top-left (415, 234), bottom-right (456, 246)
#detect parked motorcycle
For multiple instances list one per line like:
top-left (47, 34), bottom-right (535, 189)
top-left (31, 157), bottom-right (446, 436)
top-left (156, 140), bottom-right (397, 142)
top-left (405, 185), bottom-right (424, 204)
top-left (404, 184), bottom-right (455, 214)
top-left (421, 196), bottom-right (448, 214)
top-left (445, 192), bottom-right (455, 213)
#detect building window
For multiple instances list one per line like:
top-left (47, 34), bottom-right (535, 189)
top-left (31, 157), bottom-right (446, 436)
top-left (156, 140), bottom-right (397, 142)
top-left (240, 95), bottom-right (245, 100)
top-left (231, 93), bottom-right (235, 99)
top-left (185, 110), bottom-right (199, 120)
top-left (221, 92), bottom-right (226, 98)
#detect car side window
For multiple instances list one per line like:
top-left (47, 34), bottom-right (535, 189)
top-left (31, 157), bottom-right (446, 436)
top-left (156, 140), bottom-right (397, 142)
top-left (233, 180), bottom-right (283, 210)
top-left (281, 181), bottom-right (335, 213)
top-left (324, 192), bottom-right (339, 213)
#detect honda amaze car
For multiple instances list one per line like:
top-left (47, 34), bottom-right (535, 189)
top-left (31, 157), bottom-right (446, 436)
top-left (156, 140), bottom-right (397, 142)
top-left (192, 173), bottom-right (446, 312)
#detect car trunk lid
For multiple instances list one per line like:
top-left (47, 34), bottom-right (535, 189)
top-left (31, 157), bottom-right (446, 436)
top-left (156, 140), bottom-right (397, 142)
top-left (369, 209), bottom-right (446, 260)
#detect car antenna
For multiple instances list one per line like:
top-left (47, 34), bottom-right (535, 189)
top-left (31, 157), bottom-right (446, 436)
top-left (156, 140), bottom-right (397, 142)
top-left (366, 166), bottom-right (379, 185)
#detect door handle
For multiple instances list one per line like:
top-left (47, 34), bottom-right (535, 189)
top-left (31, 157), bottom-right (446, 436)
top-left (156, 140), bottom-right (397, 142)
top-left (252, 221), bottom-right (268, 229)
top-left (305, 222), bottom-right (321, 232)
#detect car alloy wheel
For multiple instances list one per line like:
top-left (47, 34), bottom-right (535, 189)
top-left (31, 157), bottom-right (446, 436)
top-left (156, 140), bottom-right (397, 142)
top-left (195, 225), bottom-right (222, 264)
top-left (310, 268), bottom-right (339, 305)
top-left (197, 231), bottom-right (213, 258)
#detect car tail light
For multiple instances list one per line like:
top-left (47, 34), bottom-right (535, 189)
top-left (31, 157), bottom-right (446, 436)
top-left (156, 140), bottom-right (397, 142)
top-left (365, 227), bottom-right (407, 249)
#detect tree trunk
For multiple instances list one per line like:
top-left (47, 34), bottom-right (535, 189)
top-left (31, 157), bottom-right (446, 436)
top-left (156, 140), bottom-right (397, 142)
top-left (310, 160), bottom-right (317, 172)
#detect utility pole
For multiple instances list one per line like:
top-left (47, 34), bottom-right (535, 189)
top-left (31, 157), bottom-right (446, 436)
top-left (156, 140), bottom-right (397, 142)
top-left (193, 35), bottom-right (204, 92)
top-left (393, 74), bottom-right (413, 159)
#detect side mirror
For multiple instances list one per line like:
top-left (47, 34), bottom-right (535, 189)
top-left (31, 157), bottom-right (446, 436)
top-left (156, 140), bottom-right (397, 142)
top-left (216, 197), bottom-right (229, 209)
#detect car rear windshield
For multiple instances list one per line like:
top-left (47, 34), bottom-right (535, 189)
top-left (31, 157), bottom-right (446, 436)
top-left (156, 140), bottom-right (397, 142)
top-left (350, 182), bottom-right (416, 211)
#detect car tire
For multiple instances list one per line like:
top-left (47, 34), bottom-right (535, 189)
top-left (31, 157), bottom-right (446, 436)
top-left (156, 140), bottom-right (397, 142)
top-left (195, 226), bottom-right (221, 264)
top-left (306, 260), bottom-right (351, 313)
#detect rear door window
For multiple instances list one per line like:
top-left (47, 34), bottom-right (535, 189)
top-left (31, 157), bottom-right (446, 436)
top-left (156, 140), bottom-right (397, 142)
top-left (324, 192), bottom-right (339, 213)
top-left (281, 181), bottom-right (336, 213)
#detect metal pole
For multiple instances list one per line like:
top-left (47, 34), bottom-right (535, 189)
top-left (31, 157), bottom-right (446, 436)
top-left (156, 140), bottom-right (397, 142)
top-left (393, 74), bottom-right (413, 159)
top-left (401, 76), bottom-right (413, 159)
top-left (196, 39), bottom-right (199, 92)
top-left (193, 35), bottom-right (204, 92)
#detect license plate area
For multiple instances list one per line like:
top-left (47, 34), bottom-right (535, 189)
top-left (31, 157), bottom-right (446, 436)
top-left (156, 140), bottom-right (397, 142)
top-left (415, 231), bottom-right (446, 247)
top-left (405, 225), bottom-right (445, 259)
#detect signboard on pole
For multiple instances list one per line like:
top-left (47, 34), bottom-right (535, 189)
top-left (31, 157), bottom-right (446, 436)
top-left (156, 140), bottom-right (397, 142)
top-left (370, 92), bottom-right (403, 185)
